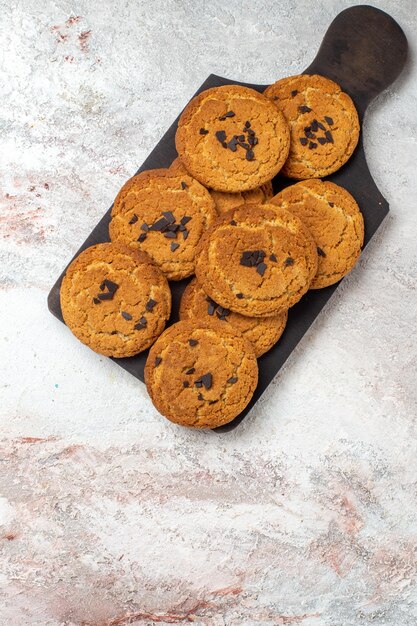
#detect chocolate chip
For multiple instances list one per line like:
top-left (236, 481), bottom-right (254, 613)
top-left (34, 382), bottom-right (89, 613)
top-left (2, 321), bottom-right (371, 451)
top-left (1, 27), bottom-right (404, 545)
top-left (227, 140), bottom-right (238, 152)
top-left (284, 257), bottom-right (294, 266)
top-left (215, 130), bottom-right (227, 144)
top-left (305, 130), bottom-right (316, 139)
top-left (111, 330), bottom-right (117, 335)
top-left (325, 130), bottom-right (334, 143)
top-left (311, 120), bottom-right (319, 132)
top-left (186, 368), bottom-right (195, 375)
top-left (207, 302), bottom-right (215, 315)
top-left (309, 141), bottom-right (317, 149)
top-left (138, 233), bottom-right (147, 242)
top-left (256, 262), bottom-right (267, 276)
top-left (188, 339), bottom-right (198, 346)
top-left (238, 141), bottom-right (250, 150)
top-left (171, 242), bottom-right (180, 251)
top-left (273, 96), bottom-right (279, 100)
top-left (324, 116), bottom-right (334, 125)
top-left (317, 137), bottom-right (327, 145)
top-left (182, 230), bottom-right (189, 240)
top-left (121, 311), bottom-right (132, 320)
top-left (244, 121), bottom-right (251, 128)
top-left (269, 254), bottom-right (277, 262)
top-left (166, 223), bottom-right (180, 232)
top-left (246, 149), bottom-right (254, 161)
top-left (230, 220), bottom-right (237, 226)
top-left (101, 279), bottom-right (119, 293)
top-left (317, 247), bottom-right (327, 257)
top-left (150, 217), bottom-right (169, 232)
top-left (195, 374), bottom-right (212, 390)
top-left (219, 110), bottom-right (235, 120)
top-left (140, 223), bottom-right (149, 231)
top-left (164, 231), bottom-right (177, 239)
top-left (128, 214), bottom-right (138, 225)
top-left (180, 216), bottom-right (192, 225)
top-left (317, 121), bottom-right (326, 131)
top-left (240, 249), bottom-right (266, 268)
top-left (299, 105), bottom-right (312, 113)
top-left (222, 141), bottom-right (228, 149)
top-left (197, 393), bottom-right (204, 401)
top-left (200, 373), bottom-right (212, 390)
top-left (97, 292), bottom-right (114, 301)
top-left (97, 279), bottom-right (119, 300)
top-left (146, 299), bottom-right (157, 311)
top-left (183, 381), bottom-right (190, 388)
top-left (236, 293), bottom-right (244, 299)
top-left (299, 137), bottom-right (308, 146)
top-left (199, 128), bottom-right (209, 135)
top-left (134, 321), bottom-right (146, 330)
top-left (162, 211), bottom-right (175, 224)
top-left (227, 377), bottom-right (238, 384)
top-left (247, 128), bottom-right (255, 136)
top-left (154, 356), bottom-right (162, 367)
top-left (328, 202), bottom-right (334, 207)
top-left (93, 297), bottom-right (101, 304)
top-left (291, 89), bottom-right (298, 97)
top-left (248, 135), bottom-right (257, 147)
top-left (140, 316), bottom-right (147, 325)
top-left (240, 256), bottom-right (253, 268)
top-left (181, 181), bottom-right (187, 190)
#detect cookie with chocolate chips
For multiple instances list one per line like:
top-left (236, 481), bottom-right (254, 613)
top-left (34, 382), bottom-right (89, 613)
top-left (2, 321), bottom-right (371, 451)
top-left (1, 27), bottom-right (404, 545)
top-left (145, 320), bottom-right (258, 428)
top-left (179, 278), bottom-right (287, 357)
top-left (175, 85), bottom-right (290, 192)
top-left (264, 74), bottom-right (360, 179)
top-left (109, 168), bottom-right (217, 280)
top-left (195, 204), bottom-right (318, 317)
top-left (270, 179), bottom-right (364, 288)
top-left (60, 243), bottom-right (171, 357)
top-left (170, 156), bottom-right (274, 213)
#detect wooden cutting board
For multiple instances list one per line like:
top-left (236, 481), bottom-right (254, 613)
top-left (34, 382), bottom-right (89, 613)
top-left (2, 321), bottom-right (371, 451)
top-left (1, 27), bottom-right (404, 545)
top-left (48, 5), bottom-right (408, 431)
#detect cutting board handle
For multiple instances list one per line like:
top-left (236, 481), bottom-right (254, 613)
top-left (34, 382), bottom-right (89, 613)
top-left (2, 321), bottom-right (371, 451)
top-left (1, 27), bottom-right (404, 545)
top-left (305, 5), bottom-right (407, 117)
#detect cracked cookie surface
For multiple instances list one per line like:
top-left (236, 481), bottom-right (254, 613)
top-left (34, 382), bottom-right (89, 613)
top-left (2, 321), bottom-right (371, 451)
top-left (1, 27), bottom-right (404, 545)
top-left (195, 204), bottom-right (318, 317)
top-left (60, 242), bottom-right (171, 357)
top-left (170, 156), bottom-right (273, 214)
top-left (109, 168), bottom-right (217, 280)
top-left (175, 85), bottom-right (290, 192)
top-left (180, 278), bottom-right (287, 357)
top-left (145, 320), bottom-right (258, 429)
top-left (264, 74), bottom-right (360, 179)
top-left (271, 179), bottom-right (364, 288)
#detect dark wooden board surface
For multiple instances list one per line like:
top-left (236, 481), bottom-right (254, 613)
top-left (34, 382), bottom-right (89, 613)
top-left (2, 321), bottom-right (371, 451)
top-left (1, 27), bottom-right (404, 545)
top-left (48, 5), bottom-right (407, 432)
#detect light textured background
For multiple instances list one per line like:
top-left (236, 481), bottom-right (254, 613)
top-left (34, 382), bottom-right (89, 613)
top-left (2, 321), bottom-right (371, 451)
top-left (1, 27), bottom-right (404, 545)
top-left (1, 1), bottom-right (417, 624)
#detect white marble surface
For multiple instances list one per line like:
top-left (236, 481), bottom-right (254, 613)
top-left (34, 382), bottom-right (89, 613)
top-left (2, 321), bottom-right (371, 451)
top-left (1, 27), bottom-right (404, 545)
top-left (1, 0), bottom-right (417, 624)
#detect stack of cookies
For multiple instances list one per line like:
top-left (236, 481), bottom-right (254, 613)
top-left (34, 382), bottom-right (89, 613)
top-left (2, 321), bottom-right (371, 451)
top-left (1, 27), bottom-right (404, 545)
top-left (61, 75), bottom-right (364, 429)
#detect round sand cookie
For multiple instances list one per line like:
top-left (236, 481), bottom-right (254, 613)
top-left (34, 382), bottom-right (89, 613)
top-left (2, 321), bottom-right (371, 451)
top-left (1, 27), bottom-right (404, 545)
top-left (264, 74), bottom-right (360, 179)
top-left (270, 180), bottom-right (364, 288)
top-left (175, 85), bottom-right (290, 192)
top-left (145, 320), bottom-right (258, 428)
top-left (60, 243), bottom-right (171, 357)
top-left (109, 168), bottom-right (217, 281)
top-left (195, 204), bottom-right (318, 317)
top-left (170, 157), bottom-right (273, 214)
top-left (180, 278), bottom-right (287, 357)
